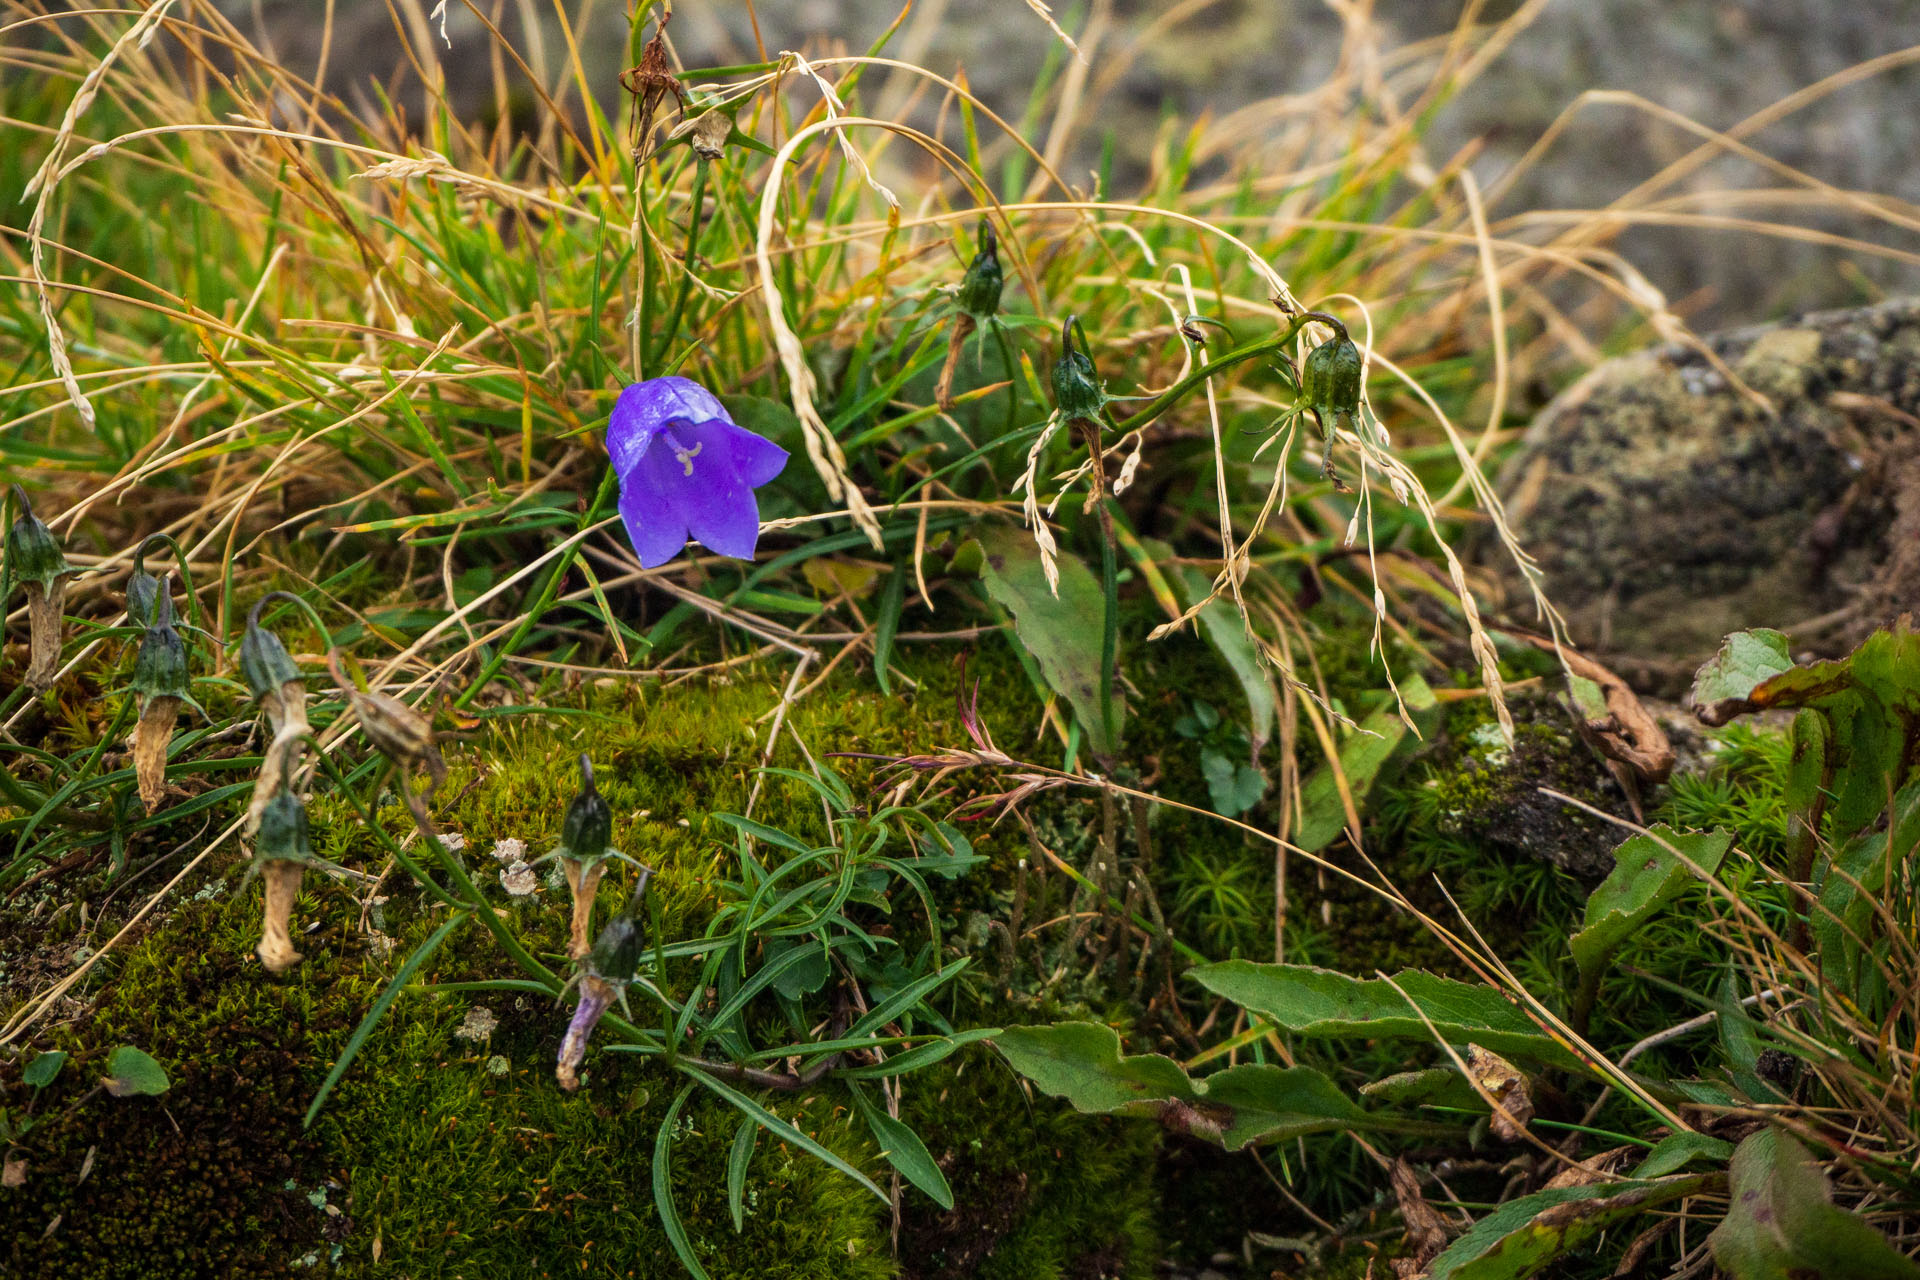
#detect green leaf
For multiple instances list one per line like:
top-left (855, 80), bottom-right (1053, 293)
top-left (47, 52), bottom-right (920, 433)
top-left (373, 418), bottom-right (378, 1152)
top-left (849, 1086), bottom-right (953, 1209)
top-left (1570, 825), bottom-right (1732, 978)
top-left (973, 525), bottom-right (1123, 756)
top-left (1360, 1066), bottom-right (1482, 1111)
top-left (1631, 1132), bottom-right (1734, 1179)
top-left (1429, 1174), bottom-right (1716, 1279)
top-left (871, 563), bottom-right (906, 695)
top-left (1190, 962), bottom-right (1582, 1071)
top-left (681, 1065), bottom-right (888, 1202)
top-left (1710, 1129), bottom-right (1920, 1280)
top-left (1201, 748), bottom-right (1266, 818)
top-left (306, 912), bottom-right (465, 1128)
top-left (103, 1045), bottom-right (170, 1098)
top-left (1691, 628), bottom-right (1794, 715)
top-left (1171, 562), bottom-right (1277, 748)
top-left (1295, 674), bottom-right (1439, 852)
top-left (653, 1085), bottom-right (713, 1280)
top-left (725, 1116), bottom-right (757, 1233)
top-left (994, 1022), bottom-right (1368, 1150)
top-left (22, 1050), bottom-right (67, 1090)
top-left (837, 1027), bottom-right (1000, 1080)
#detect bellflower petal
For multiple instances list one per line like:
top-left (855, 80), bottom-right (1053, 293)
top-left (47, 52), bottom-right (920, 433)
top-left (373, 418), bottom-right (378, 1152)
top-left (606, 376), bottom-right (789, 569)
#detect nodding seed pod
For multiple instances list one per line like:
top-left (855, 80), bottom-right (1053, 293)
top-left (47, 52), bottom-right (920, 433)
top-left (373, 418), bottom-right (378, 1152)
top-left (557, 871), bottom-right (652, 1092)
top-left (328, 650), bottom-right (447, 791)
top-left (1301, 323), bottom-right (1363, 488)
top-left (253, 786), bottom-right (314, 974)
top-left (6, 486), bottom-right (76, 692)
top-left (555, 756), bottom-right (620, 961)
top-left (956, 219), bottom-right (1004, 322)
top-left (124, 566), bottom-right (162, 631)
top-left (241, 603), bottom-right (303, 704)
top-left (1050, 314), bottom-right (1107, 425)
top-left (129, 584), bottom-right (193, 812)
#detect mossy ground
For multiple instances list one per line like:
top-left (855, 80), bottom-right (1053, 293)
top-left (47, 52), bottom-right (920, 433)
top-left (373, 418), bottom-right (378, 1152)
top-left (1, 599), bottom-right (1798, 1277)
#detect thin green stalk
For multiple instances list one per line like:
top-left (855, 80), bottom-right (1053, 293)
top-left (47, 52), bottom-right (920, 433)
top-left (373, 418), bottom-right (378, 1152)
top-left (455, 468), bottom-right (620, 708)
top-left (652, 157), bottom-right (708, 370)
top-left (308, 750), bottom-right (465, 910)
top-left (1112, 311), bottom-right (1339, 436)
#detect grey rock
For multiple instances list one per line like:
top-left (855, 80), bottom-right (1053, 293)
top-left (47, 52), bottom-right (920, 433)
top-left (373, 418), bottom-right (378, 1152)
top-left (1496, 297), bottom-right (1920, 686)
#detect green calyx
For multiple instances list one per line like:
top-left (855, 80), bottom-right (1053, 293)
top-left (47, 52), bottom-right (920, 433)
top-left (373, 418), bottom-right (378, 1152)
top-left (1301, 325), bottom-right (1363, 421)
top-left (586, 913), bottom-right (643, 985)
top-left (5, 485), bottom-right (74, 598)
top-left (125, 568), bottom-right (163, 630)
top-left (956, 219), bottom-right (1004, 320)
top-left (1051, 314), bottom-right (1107, 424)
top-left (130, 584), bottom-right (192, 702)
top-left (558, 754), bottom-right (614, 865)
top-left (241, 596), bottom-right (304, 700)
top-left (255, 787), bottom-right (315, 864)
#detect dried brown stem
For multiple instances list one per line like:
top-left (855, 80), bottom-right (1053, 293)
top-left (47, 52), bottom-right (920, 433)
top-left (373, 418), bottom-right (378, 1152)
top-left (256, 860), bottom-right (305, 974)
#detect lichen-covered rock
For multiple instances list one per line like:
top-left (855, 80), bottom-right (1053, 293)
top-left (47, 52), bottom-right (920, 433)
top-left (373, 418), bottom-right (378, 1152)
top-left (1497, 298), bottom-right (1920, 685)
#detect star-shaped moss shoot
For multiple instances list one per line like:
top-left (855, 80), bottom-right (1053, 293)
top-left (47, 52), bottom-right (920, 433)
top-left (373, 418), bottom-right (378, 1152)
top-left (557, 869), bottom-right (651, 1092)
top-left (542, 755), bottom-right (639, 961)
top-left (4, 485), bottom-right (78, 692)
top-left (606, 376), bottom-right (789, 569)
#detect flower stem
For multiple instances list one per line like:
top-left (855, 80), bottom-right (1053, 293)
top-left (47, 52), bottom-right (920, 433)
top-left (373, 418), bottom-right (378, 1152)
top-left (652, 157), bottom-right (708, 371)
top-left (1111, 310), bottom-right (1342, 436)
top-left (1080, 419), bottom-right (1120, 759)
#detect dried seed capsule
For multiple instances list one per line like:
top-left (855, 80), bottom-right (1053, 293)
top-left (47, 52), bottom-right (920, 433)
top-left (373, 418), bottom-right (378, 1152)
top-left (241, 596), bottom-right (308, 740)
top-left (253, 787), bottom-right (315, 974)
top-left (556, 756), bottom-right (617, 960)
top-left (129, 585), bottom-right (193, 812)
top-left (124, 565), bottom-right (162, 631)
top-left (328, 650), bottom-right (447, 791)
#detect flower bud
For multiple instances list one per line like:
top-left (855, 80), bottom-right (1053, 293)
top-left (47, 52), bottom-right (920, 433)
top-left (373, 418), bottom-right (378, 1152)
top-left (956, 220), bottom-right (1004, 321)
top-left (1050, 315), bottom-right (1106, 424)
top-left (586, 911), bottom-right (644, 986)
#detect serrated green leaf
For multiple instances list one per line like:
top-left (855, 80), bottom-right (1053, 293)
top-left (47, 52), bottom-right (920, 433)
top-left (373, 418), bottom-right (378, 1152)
top-left (1190, 962), bottom-right (1582, 1071)
top-left (1692, 629), bottom-right (1794, 714)
top-left (1710, 1130), bottom-right (1920, 1280)
top-left (103, 1045), bottom-right (170, 1097)
top-left (1570, 825), bottom-right (1731, 978)
top-left (973, 525), bottom-right (1122, 756)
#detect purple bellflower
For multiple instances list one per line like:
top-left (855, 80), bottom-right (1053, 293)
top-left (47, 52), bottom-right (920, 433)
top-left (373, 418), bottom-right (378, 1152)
top-left (606, 376), bottom-right (789, 569)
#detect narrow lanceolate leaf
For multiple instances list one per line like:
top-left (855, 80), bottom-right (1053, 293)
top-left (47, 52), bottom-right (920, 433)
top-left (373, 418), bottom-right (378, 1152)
top-left (849, 1085), bottom-right (953, 1209)
top-left (653, 1085), bottom-right (713, 1280)
top-left (1190, 962), bottom-right (1583, 1071)
top-left (1709, 1130), bottom-right (1920, 1280)
top-left (102, 1046), bottom-right (170, 1097)
top-left (994, 1022), bottom-right (1369, 1151)
top-left (726, 1117), bottom-right (758, 1233)
top-left (973, 525), bottom-right (1123, 756)
top-left (1570, 825), bottom-right (1732, 979)
top-left (1429, 1174), bottom-right (1717, 1280)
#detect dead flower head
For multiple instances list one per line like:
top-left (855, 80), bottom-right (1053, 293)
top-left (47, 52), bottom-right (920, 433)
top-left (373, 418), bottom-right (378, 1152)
top-left (128, 581), bottom-right (199, 812)
top-left (5, 485), bottom-right (79, 692)
top-left (619, 12), bottom-right (686, 163)
top-left (327, 650), bottom-right (447, 792)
